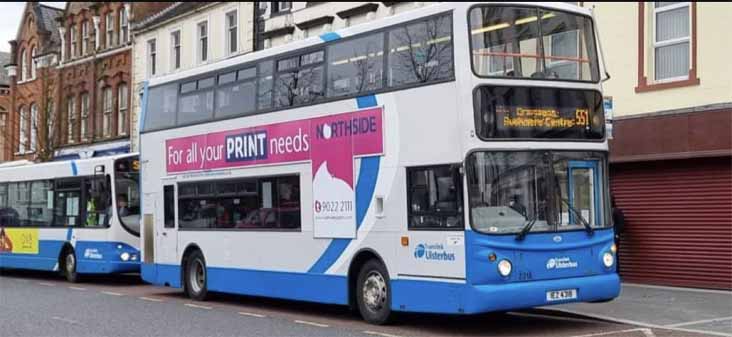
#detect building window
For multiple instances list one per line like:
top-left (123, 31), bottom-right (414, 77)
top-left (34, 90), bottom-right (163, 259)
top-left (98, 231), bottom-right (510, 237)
top-left (654, 2), bottom-right (690, 81)
top-left (407, 165), bottom-right (463, 230)
top-left (198, 21), bottom-right (208, 63)
top-left (226, 11), bottom-right (238, 55)
top-left (106, 12), bottom-right (115, 48)
top-left (164, 185), bottom-right (175, 228)
top-left (19, 49), bottom-right (25, 81)
top-left (272, 2), bottom-right (292, 14)
top-left (171, 30), bottom-right (181, 70)
top-left (67, 96), bottom-right (76, 144)
top-left (82, 21), bottom-right (89, 55)
top-left (80, 93), bottom-right (89, 141)
top-left (29, 104), bottom-right (37, 152)
top-left (70, 26), bottom-right (77, 58)
top-left (102, 87), bottom-right (112, 137)
top-left (30, 47), bottom-right (37, 80)
top-left (119, 8), bottom-right (128, 44)
top-left (117, 83), bottom-right (128, 135)
top-left (18, 106), bottom-right (27, 153)
top-left (178, 175), bottom-right (301, 230)
top-left (147, 39), bottom-right (156, 77)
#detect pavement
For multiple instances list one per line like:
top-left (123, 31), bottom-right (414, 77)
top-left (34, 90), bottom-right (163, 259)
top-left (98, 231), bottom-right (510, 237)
top-left (548, 283), bottom-right (732, 337)
top-left (1, 269), bottom-right (730, 337)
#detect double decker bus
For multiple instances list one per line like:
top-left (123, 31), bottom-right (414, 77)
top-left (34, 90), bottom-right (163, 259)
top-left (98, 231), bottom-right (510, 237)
top-left (0, 154), bottom-right (141, 282)
top-left (139, 2), bottom-right (619, 324)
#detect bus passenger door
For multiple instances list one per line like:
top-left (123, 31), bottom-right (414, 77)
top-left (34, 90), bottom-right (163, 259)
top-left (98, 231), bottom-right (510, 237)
top-left (399, 165), bottom-right (466, 280)
top-left (156, 185), bottom-right (178, 266)
top-left (566, 160), bottom-right (602, 226)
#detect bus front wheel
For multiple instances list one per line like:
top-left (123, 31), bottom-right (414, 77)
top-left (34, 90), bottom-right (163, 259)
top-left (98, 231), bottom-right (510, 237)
top-left (184, 250), bottom-right (208, 301)
top-left (356, 260), bottom-right (393, 325)
top-left (61, 248), bottom-right (79, 283)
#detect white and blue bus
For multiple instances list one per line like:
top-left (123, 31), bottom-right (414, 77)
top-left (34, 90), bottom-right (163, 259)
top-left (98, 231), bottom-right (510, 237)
top-left (0, 154), bottom-right (141, 282)
top-left (139, 2), bottom-right (619, 324)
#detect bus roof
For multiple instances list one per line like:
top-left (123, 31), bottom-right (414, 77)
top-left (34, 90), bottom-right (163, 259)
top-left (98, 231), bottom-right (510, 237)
top-left (145, 2), bottom-right (591, 89)
top-left (0, 153), bottom-right (138, 174)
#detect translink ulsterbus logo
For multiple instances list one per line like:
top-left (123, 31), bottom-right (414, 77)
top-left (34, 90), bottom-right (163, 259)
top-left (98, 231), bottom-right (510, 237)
top-left (546, 257), bottom-right (578, 269)
top-left (414, 243), bottom-right (455, 261)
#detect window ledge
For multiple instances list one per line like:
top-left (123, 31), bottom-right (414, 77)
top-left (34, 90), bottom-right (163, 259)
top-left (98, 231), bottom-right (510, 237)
top-left (635, 76), bottom-right (700, 93)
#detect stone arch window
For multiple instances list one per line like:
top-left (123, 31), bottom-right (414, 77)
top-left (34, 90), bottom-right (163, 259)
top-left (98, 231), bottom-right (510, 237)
top-left (18, 105), bottom-right (27, 153)
top-left (30, 46), bottom-right (37, 79)
top-left (29, 103), bottom-right (38, 152)
top-left (18, 49), bottom-right (25, 81)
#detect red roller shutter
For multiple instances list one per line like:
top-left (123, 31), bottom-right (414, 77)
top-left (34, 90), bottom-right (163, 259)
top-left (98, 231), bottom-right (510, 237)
top-left (611, 157), bottom-right (732, 290)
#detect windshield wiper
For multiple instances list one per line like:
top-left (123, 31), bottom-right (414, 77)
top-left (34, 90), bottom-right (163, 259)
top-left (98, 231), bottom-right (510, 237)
top-left (559, 197), bottom-right (594, 236)
top-left (515, 215), bottom-right (537, 241)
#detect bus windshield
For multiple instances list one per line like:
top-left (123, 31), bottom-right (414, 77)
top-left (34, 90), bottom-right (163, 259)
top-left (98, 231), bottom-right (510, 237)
top-left (466, 151), bottom-right (609, 235)
top-left (469, 5), bottom-right (599, 82)
top-left (114, 158), bottom-right (141, 236)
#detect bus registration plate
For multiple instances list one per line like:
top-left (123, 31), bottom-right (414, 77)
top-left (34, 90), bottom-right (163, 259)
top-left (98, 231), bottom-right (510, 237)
top-left (546, 289), bottom-right (577, 302)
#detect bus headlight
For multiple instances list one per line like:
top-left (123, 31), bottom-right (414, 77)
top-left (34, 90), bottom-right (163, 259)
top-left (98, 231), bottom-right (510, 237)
top-left (120, 252), bottom-right (131, 261)
top-left (602, 252), bottom-right (614, 268)
top-left (498, 259), bottom-right (512, 277)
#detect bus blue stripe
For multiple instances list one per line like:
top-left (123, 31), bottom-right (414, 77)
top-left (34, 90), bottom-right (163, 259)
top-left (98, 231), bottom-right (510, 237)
top-left (320, 32), bottom-right (341, 42)
top-left (356, 95), bottom-right (378, 109)
top-left (70, 161), bottom-right (78, 176)
top-left (308, 94), bottom-right (381, 274)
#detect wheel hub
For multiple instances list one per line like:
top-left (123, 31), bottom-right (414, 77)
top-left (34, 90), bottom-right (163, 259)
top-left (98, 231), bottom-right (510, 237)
top-left (362, 271), bottom-right (387, 312)
top-left (65, 253), bottom-right (75, 274)
top-left (190, 260), bottom-right (205, 293)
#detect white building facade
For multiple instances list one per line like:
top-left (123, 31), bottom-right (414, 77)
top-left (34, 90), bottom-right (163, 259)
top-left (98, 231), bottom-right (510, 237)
top-left (256, 2), bottom-right (436, 49)
top-left (130, 2), bottom-right (256, 151)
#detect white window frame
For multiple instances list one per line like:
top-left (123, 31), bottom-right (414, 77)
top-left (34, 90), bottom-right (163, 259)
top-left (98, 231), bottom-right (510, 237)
top-left (102, 87), bottom-right (113, 137)
top-left (275, 2), bottom-right (292, 13)
top-left (106, 12), bottom-right (115, 48)
top-left (70, 26), bottom-right (77, 58)
top-left (18, 106), bottom-right (27, 153)
top-left (30, 47), bottom-right (37, 80)
top-left (18, 49), bottom-right (25, 82)
top-left (652, 2), bottom-right (691, 83)
top-left (170, 29), bottom-right (181, 71)
top-left (197, 20), bottom-right (209, 64)
top-left (29, 104), bottom-right (37, 152)
top-left (119, 8), bottom-right (128, 44)
top-left (80, 93), bottom-right (89, 141)
top-left (67, 96), bottom-right (76, 144)
top-left (117, 83), bottom-right (128, 135)
top-left (82, 21), bottom-right (89, 55)
top-left (147, 38), bottom-right (157, 77)
top-left (225, 10), bottom-right (238, 56)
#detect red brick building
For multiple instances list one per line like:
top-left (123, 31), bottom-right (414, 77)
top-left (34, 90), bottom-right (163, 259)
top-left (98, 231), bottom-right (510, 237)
top-left (3, 2), bottom-right (171, 162)
top-left (0, 52), bottom-right (10, 162)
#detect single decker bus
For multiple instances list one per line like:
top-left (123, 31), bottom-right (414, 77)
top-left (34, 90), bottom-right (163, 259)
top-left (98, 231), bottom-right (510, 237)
top-left (0, 154), bottom-right (142, 282)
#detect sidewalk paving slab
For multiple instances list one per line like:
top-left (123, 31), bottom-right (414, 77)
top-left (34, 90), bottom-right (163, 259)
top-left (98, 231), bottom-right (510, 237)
top-left (545, 283), bottom-right (732, 336)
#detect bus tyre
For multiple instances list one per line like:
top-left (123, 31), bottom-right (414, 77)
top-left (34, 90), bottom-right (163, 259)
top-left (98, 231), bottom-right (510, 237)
top-left (184, 251), bottom-right (208, 301)
top-left (357, 260), bottom-right (393, 325)
top-left (62, 249), bottom-right (79, 283)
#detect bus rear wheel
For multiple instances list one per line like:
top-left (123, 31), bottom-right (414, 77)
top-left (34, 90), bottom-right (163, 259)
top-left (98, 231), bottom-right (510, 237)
top-left (356, 260), bottom-right (393, 325)
top-left (61, 248), bottom-right (79, 283)
top-left (184, 250), bottom-right (208, 301)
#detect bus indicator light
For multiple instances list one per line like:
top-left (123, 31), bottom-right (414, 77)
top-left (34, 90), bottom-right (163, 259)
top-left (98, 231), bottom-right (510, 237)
top-left (401, 236), bottom-right (409, 247)
top-left (488, 253), bottom-right (497, 262)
